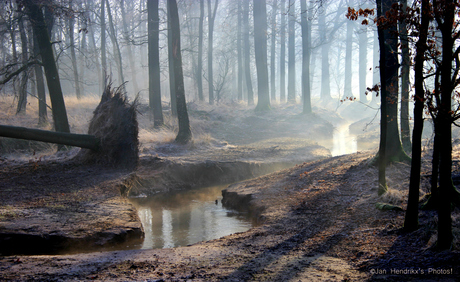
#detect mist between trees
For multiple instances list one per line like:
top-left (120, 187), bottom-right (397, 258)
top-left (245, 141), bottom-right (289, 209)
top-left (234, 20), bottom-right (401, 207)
top-left (1, 0), bottom-right (380, 113)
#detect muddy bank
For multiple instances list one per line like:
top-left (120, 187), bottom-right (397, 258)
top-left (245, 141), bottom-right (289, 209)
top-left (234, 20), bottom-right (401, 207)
top-left (0, 161), bottom-right (143, 255)
top-left (0, 136), bottom-right (331, 255)
top-left (3, 151), bottom-right (457, 281)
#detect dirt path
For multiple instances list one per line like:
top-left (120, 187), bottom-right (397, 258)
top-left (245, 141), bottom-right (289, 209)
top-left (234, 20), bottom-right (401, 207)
top-left (1, 151), bottom-right (459, 281)
top-left (0, 102), bottom-right (459, 281)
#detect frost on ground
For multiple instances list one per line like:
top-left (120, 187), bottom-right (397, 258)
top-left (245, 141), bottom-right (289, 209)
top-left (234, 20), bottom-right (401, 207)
top-left (0, 97), bottom-right (459, 281)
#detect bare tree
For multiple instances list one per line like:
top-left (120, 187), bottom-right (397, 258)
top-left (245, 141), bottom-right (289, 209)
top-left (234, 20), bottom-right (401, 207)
top-left (287, 0), bottom-right (295, 103)
top-left (121, 0), bottom-right (139, 95)
top-left (243, 0), bottom-right (254, 105)
top-left (254, 0), bottom-right (270, 112)
top-left (24, 0), bottom-right (70, 133)
top-left (68, 0), bottom-right (82, 99)
top-left (207, 0), bottom-right (219, 105)
top-left (197, 0), bottom-right (204, 101)
top-left (16, 13), bottom-right (28, 114)
top-left (167, 0), bottom-right (192, 143)
top-left (269, 0), bottom-right (277, 103)
top-left (300, 0), bottom-right (311, 114)
top-left (279, 0), bottom-right (286, 103)
top-left (148, 0), bottom-right (163, 127)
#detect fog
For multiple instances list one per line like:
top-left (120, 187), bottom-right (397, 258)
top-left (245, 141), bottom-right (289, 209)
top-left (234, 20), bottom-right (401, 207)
top-left (0, 0), bottom-right (392, 158)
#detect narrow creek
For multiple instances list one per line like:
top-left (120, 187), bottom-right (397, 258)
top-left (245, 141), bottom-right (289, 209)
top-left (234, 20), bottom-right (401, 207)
top-left (129, 126), bottom-right (357, 249)
top-left (331, 123), bottom-right (358, 156)
top-left (129, 185), bottom-right (254, 249)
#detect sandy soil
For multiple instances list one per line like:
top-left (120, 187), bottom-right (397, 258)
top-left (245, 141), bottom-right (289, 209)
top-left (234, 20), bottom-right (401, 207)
top-left (0, 101), bottom-right (459, 281)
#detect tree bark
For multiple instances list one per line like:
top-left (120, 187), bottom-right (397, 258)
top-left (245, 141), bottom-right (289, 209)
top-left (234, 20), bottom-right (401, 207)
top-left (279, 0), bottom-right (286, 103)
top-left (32, 30), bottom-right (47, 125)
top-left (24, 0), bottom-right (70, 134)
top-left (121, 0), bottom-right (139, 96)
top-left (404, 0), bottom-right (429, 232)
top-left (319, 12), bottom-right (331, 101)
top-left (371, 29), bottom-right (379, 104)
top-left (243, 0), bottom-right (254, 105)
top-left (167, 0), bottom-right (192, 144)
top-left (376, 0), bottom-right (387, 195)
top-left (358, 25), bottom-right (367, 103)
top-left (436, 0), bottom-right (455, 250)
top-left (287, 0), bottom-right (296, 103)
top-left (16, 15), bottom-right (28, 115)
top-left (399, 0), bottom-right (411, 152)
top-left (343, 6), bottom-right (354, 99)
top-left (270, 0), bottom-right (277, 103)
top-left (380, 0), bottom-right (408, 164)
top-left (78, 2), bottom-right (86, 97)
top-left (207, 0), bottom-right (219, 105)
top-left (101, 0), bottom-right (107, 90)
top-left (0, 124), bottom-right (99, 151)
top-left (197, 0), bottom-right (204, 101)
top-left (68, 0), bottom-right (82, 99)
top-left (105, 0), bottom-right (124, 86)
top-left (300, 0), bottom-right (311, 114)
top-left (167, 2), bottom-right (177, 117)
top-left (148, 0), bottom-right (164, 128)
top-left (87, 0), bottom-right (102, 93)
top-left (254, 0), bottom-right (270, 112)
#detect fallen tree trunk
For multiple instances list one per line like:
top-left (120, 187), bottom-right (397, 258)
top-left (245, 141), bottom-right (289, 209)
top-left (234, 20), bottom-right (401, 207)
top-left (0, 83), bottom-right (138, 169)
top-left (0, 125), bottom-right (99, 151)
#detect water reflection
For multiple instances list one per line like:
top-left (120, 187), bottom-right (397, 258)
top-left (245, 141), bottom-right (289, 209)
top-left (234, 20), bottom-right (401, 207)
top-left (332, 124), bottom-right (358, 156)
top-left (130, 185), bottom-right (253, 249)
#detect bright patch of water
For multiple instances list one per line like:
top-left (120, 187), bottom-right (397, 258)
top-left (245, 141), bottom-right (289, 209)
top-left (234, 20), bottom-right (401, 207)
top-left (130, 185), bottom-right (253, 249)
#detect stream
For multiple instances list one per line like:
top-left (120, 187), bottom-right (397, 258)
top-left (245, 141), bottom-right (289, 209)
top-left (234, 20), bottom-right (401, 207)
top-left (128, 125), bottom-right (356, 249)
top-left (129, 185), bottom-right (254, 249)
top-left (331, 123), bottom-right (358, 156)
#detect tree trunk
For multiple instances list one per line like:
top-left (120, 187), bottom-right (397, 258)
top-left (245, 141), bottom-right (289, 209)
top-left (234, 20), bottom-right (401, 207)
top-left (243, 0), bottom-right (254, 105)
top-left (358, 25), bottom-right (367, 103)
top-left (121, 0), bottom-right (139, 95)
top-left (16, 16), bottom-right (28, 115)
top-left (399, 0), bottom-right (411, 152)
top-left (167, 0), bottom-right (192, 143)
top-left (197, 0), bottom-right (204, 102)
top-left (287, 0), bottom-right (296, 103)
top-left (207, 0), bottom-right (218, 105)
top-left (300, 0), bottom-right (311, 114)
top-left (87, 0), bottom-right (102, 93)
top-left (24, 0), bottom-right (70, 134)
top-left (68, 0), bottom-right (82, 99)
top-left (0, 125), bottom-right (98, 150)
top-left (319, 12), bottom-right (331, 101)
top-left (436, 0), bottom-right (455, 250)
top-left (270, 0), bottom-right (277, 103)
top-left (148, 0), bottom-right (164, 128)
top-left (343, 8), bottom-right (353, 99)
top-left (78, 3), bottom-right (86, 97)
top-left (167, 3), bottom-right (177, 117)
top-left (32, 30), bottom-right (47, 125)
top-left (380, 0), bottom-right (408, 164)
top-left (279, 0), bottom-right (286, 103)
top-left (101, 0), bottom-right (107, 90)
top-left (105, 0), bottom-right (124, 86)
top-left (404, 0), bottom-right (429, 231)
top-left (376, 0), bottom-right (387, 195)
top-left (254, 0), bottom-right (270, 112)
top-left (371, 29), bottom-right (379, 104)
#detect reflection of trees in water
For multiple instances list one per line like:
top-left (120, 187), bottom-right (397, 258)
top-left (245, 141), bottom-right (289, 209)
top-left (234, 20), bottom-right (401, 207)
top-left (133, 186), bottom-right (252, 249)
top-left (332, 124), bottom-right (357, 157)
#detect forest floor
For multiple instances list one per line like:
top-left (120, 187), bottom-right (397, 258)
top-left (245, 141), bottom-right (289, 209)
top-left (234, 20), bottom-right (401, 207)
top-left (0, 96), bottom-right (459, 281)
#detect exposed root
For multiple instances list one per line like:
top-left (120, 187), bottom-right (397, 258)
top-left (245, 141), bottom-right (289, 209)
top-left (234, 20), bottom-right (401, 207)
top-left (76, 83), bottom-right (139, 169)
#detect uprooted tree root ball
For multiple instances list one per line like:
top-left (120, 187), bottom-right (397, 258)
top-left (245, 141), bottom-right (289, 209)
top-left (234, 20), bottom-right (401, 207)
top-left (76, 84), bottom-right (139, 169)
